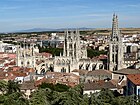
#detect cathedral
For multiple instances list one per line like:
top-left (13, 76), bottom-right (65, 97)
top-left (109, 14), bottom-right (140, 72)
top-left (16, 42), bottom-right (39, 68)
top-left (16, 14), bottom-right (139, 74)
top-left (16, 30), bottom-right (104, 74)
top-left (109, 14), bottom-right (124, 71)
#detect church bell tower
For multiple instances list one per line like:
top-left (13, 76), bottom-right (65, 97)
top-left (109, 14), bottom-right (124, 71)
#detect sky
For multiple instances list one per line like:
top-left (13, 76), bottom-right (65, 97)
top-left (0, 0), bottom-right (140, 32)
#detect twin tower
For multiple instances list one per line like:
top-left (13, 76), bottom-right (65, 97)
top-left (16, 14), bottom-right (123, 72)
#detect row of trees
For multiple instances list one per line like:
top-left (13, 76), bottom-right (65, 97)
top-left (0, 80), bottom-right (139, 105)
top-left (39, 46), bottom-right (106, 58)
top-left (39, 47), bottom-right (63, 56)
top-left (87, 49), bottom-right (107, 58)
top-left (31, 83), bottom-right (139, 105)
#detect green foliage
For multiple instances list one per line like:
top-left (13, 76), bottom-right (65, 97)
top-left (1, 80), bottom-right (140, 105)
top-left (80, 31), bottom-right (88, 35)
top-left (54, 83), bottom-right (70, 92)
top-left (0, 80), bottom-right (29, 105)
top-left (39, 47), bottom-right (63, 56)
top-left (7, 80), bottom-right (20, 94)
top-left (30, 89), bottom-right (51, 105)
top-left (39, 83), bottom-right (70, 92)
top-left (39, 83), bottom-right (54, 90)
top-left (4, 92), bottom-right (29, 105)
top-left (39, 47), bottom-right (106, 58)
top-left (87, 49), bottom-right (107, 58)
top-left (0, 80), bottom-right (7, 94)
top-left (98, 88), bottom-right (115, 104)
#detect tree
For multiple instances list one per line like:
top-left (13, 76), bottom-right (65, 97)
top-left (30, 89), bottom-right (51, 105)
top-left (0, 80), bottom-right (7, 94)
top-left (4, 92), bottom-right (29, 105)
top-left (97, 88), bottom-right (115, 104)
top-left (54, 83), bottom-right (69, 92)
top-left (39, 47), bottom-right (63, 56)
top-left (7, 80), bottom-right (20, 94)
top-left (87, 49), bottom-right (107, 58)
top-left (52, 86), bottom-right (84, 105)
top-left (39, 83), bottom-right (70, 92)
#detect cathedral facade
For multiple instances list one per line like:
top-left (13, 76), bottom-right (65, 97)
top-left (16, 30), bottom-right (104, 74)
top-left (45, 30), bottom-right (104, 73)
top-left (108, 14), bottom-right (139, 71)
top-left (16, 43), bottom-right (39, 68)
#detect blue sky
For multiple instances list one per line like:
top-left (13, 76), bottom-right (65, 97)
top-left (0, 0), bottom-right (140, 32)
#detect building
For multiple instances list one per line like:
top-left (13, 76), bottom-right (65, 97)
top-left (127, 74), bottom-right (140, 96)
top-left (44, 30), bottom-right (105, 73)
top-left (109, 14), bottom-right (140, 71)
top-left (111, 68), bottom-right (140, 95)
top-left (83, 80), bottom-right (117, 95)
top-left (0, 41), bottom-right (17, 53)
top-left (16, 30), bottom-right (104, 74)
top-left (20, 81), bottom-right (36, 99)
top-left (109, 14), bottom-right (124, 71)
top-left (16, 43), bottom-right (38, 68)
top-left (72, 69), bottom-right (112, 83)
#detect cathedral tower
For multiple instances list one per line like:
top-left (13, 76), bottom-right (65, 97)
top-left (109, 14), bottom-right (124, 71)
top-left (16, 41), bottom-right (37, 68)
top-left (63, 30), bottom-right (87, 61)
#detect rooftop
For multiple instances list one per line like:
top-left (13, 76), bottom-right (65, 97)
top-left (113, 69), bottom-right (140, 75)
top-left (84, 80), bottom-right (117, 91)
top-left (86, 70), bottom-right (111, 76)
top-left (20, 81), bottom-right (36, 90)
top-left (127, 74), bottom-right (140, 86)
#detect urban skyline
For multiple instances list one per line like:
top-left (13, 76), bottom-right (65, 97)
top-left (0, 0), bottom-right (140, 32)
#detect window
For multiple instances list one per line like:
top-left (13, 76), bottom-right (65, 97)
top-left (69, 52), bottom-right (72, 57)
top-left (138, 88), bottom-right (140, 96)
top-left (69, 44), bottom-right (72, 49)
top-left (61, 67), bottom-right (66, 72)
top-left (57, 59), bottom-right (61, 65)
top-left (27, 61), bottom-right (30, 65)
top-left (21, 61), bottom-right (23, 65)
top-left (62, 60), bottom-right (65, 65)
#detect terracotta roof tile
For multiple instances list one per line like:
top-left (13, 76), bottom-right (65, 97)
top-left (84, 80), bottom-right (117, 91)
top-left (127, 74), bottom-right (140, 85)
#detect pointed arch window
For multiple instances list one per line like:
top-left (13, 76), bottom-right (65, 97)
top-left (57, 59), bottom-right (61, 65)
top-left (27, 61), bottom-right (30, 64)
top-left (62, 59), bottom-right (65, 65)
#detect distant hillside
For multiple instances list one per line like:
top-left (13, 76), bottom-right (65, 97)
top-left (16, 27), bottom-right (94, 32)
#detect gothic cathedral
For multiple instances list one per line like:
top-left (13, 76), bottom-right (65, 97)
top-left (109, 14), bottom-right (124, 71)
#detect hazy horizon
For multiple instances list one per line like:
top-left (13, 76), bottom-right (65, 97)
top-left (0, 0), bottom-right (140, 32)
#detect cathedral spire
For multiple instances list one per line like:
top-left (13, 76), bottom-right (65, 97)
top-left (112, 14), bottom-right (118, 33)
top-left (111, 14), bottom-right (120, 41)
top-left (109, 14), bottom-right (123, 71)
top-left (63, 30), bottom-right (68, 56)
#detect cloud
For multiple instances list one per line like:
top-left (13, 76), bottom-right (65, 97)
top-left (85, 13), bottom-right (110, 17)
top-left (123, 4), bottom-right (140, 7)
top-left (0, 6), bottom-right (22, 10)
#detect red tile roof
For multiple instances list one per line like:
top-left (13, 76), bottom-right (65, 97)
top-left (84, 80), bottom-right (117, 90)
top-left (127, 74), bottom-right (140, 85)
